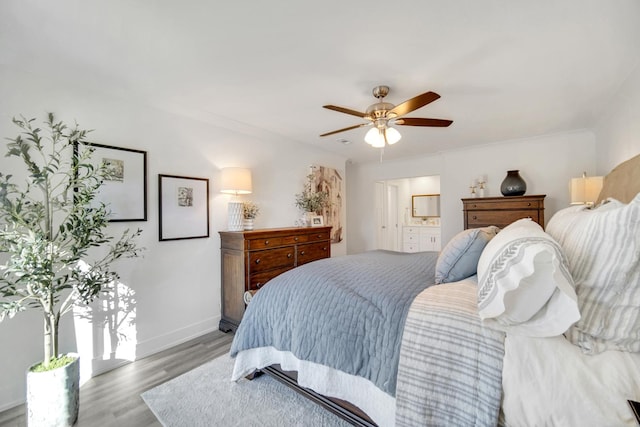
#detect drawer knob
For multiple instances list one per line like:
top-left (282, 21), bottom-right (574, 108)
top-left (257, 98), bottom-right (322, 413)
top-left (473, 215), bottom-right (477, 220)
top-left (527, 202), bottom-right (531, 206)
top-left (318, 234), bottom-right (322, 238)
top-left (264, 240), bottom-right (269, 245)
top-left (287, 253), bottom-right (292, 258)
top-left (323, 246), bottom-right (327, 251)
top-left (473, 204), bottom-right (477, 208)
top-left (294, 237), bottom-right (299, 241)
top-left (257, 282), bottom-right (263, 288)
top-left (255, 259), bottom-right (261, 264)
top-left (300, 251), bottom-right (305, 255)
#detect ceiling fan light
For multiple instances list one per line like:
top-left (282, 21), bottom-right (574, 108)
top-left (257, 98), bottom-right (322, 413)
top-left (386, 127), bottom-right (401, 144)
top-left (365, 127), bottom-right (383, 147)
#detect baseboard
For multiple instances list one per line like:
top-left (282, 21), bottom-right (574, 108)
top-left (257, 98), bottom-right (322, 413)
top-left (134, 315), bottom-right (220, 360)
top-left (0, 318), bottom-right (221, 414)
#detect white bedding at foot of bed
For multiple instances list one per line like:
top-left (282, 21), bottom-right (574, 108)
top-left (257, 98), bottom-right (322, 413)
top-left (501, 334), bottom-right (640, 426)
top-left (232, 346), bottom-right (395, 427)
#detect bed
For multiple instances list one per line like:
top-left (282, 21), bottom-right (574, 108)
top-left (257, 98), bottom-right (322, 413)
top-left (230, 154), bottom-right (640, 426)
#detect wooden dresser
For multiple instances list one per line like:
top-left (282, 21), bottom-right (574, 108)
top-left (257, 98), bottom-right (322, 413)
top-left (461, 195), bottom-right (546, 229)
top-left (218, 226), bottom-right (332, 332)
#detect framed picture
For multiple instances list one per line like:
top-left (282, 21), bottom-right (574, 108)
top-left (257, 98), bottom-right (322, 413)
top-left (79, 143), bottom-right (147, 222)
top-left (158, 174), bottom-right (210, 241)
top-left (310, 215), bottom-right (324, 227)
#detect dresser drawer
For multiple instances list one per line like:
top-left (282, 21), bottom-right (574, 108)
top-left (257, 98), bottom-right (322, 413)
top-left (403, 227), bottom-right (423, 234)
top-left (403, 233), bottom-right (420, 243)
top-left (306, 231), bottom-right (331, 242)
top-left (248, 266), bottom-right (292, 290)
top-left (282, 234), bottom-right (308, 244)
top-left (467, 210), bottom-right (539, 226)
top-left (465, 199), bottom-right (542, 211)
top-left (403, 243), bottom-right (420, 253)
top-left (248, 247), bottom-right (295, 273)
top-left (297, 241), bottom-right (330, 265)
top-left (247, 237), bottom-right (283, 250)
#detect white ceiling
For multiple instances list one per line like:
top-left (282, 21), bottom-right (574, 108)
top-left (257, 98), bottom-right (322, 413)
top-left (2, 0), bottom-right (640, 164)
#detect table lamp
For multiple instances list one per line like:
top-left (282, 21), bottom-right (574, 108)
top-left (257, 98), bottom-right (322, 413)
top-left (220, 167), bottom-right (252, 231)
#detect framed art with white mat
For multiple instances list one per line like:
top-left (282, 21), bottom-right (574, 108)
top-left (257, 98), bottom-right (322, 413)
top-left (77, 142), bottom-right (147, 221)
top-left (158, 174), bottom-right (209, 241)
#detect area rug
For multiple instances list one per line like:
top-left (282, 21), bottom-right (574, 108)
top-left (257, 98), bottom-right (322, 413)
top-left (141, 353), bottom-right (350, 426)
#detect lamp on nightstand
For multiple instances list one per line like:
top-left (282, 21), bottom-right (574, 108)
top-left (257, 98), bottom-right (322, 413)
top-left (570, 172), bottom-right (603, 206)
top-left (220, 167), bottom-right (252, 231)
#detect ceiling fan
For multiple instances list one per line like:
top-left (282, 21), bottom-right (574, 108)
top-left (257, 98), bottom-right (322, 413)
top-left (320, 85), bottom-right (453, 148)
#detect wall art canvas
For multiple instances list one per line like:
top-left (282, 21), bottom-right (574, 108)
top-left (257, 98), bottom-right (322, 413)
top-left (311, 165), bottom-right (343, 243)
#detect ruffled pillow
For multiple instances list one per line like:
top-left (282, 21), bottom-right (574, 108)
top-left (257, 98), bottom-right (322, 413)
top-left (477, 218), bottom-right (580, 337)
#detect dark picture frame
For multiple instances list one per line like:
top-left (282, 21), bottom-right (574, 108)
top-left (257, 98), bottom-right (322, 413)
top-left (158, 174), bottom-right (210, 241)
top-left (77, 142), bottom-right (147, 222)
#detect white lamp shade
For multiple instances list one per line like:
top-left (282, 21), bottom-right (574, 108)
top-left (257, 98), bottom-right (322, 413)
top-left (365, 127), bottom-right (401, 147)
top-left (220, 167), bottom-right (252, 195)
top-left (365, 128), bottom-right (383, 147)
top-left (570, 175), bottom-right (603, 205)
top-left (385, 127), bottom-right (401, 145)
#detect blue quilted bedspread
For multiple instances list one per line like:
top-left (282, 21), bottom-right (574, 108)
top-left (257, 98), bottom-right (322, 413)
top-left (230, 250), bottom-right (438, 396)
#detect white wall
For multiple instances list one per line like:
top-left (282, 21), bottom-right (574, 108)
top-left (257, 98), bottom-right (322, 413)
top-left (594, 62), bottom-right (640, 173)
top-left (0, 67), bottom-right (347, 410)
top-left (346, 130), bottom-right (596, 254)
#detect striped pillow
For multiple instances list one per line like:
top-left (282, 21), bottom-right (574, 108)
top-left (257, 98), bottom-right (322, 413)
top-left (546, 193), bottom-right (640, 354)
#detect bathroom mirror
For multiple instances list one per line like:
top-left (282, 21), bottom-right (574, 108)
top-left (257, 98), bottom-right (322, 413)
top-left (412, 194), bottom-right (440, 217)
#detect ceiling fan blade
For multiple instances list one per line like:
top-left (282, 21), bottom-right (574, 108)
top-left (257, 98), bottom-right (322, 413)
top-left (323, 105), bottom-right (367, 118)
top-left (388, 91), bottom-right (441, 117)
top-left (320, 123), bottom-right (370, 137)
top-left (395, 117), bottom-right (453, 127)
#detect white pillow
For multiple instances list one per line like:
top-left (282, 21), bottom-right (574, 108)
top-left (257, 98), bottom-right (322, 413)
top-left (546, 193), bottom-right (640, 354)
top-left (435, 226), bottom-right (499, 284)
top-left (477, 218), bottom-right (580, 337)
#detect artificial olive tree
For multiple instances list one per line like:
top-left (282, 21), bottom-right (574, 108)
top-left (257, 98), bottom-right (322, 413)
top-left (0, 113), bottom-right (142, 369)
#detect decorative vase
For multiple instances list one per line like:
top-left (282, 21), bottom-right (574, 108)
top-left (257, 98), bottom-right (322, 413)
top-left (304, 211), bottom-right (315, 227)
top-left (243, 218), bottom-right (254, 230)
top-left (500, 170), bottom-right (527, 196)
top-left (27, 354), bottom-right (80, 427)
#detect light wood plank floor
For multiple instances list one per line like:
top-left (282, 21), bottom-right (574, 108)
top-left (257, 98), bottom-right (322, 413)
top-left (0, 330), bottom-right (234, 427)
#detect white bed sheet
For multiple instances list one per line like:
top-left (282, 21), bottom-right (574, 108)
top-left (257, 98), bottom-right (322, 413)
top-left (501, 334), bottom-right (640, 426)
top-left (232, 346), bottom-right (395, 427)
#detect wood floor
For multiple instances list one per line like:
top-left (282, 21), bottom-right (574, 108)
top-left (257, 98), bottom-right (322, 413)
top-left (0, 330), bottom-right (234, 427)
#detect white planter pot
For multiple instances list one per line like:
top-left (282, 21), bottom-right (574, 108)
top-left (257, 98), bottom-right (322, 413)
top-left (304, 212), bottom-right (315, 227)
top-left (27, 354), bottom-right (80, 427)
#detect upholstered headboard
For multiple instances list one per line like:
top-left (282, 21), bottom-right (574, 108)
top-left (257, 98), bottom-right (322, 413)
top-left (595, 153), bottom-right (640, 204)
